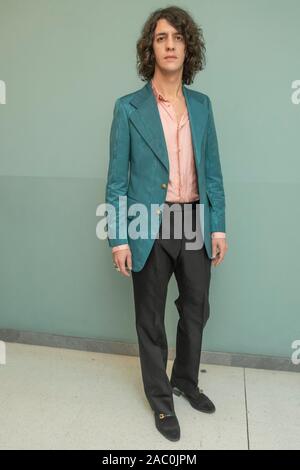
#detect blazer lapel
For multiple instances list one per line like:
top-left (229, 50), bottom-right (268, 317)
top-left (182, 84), bottom-right (208, 168)
top-left (129, 81), bottom-right (169, 172)
top-left (129, 80), bottom-right (208, 173)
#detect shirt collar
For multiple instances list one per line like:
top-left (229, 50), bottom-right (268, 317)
top-left (151, 79), bottom-right (169, 103)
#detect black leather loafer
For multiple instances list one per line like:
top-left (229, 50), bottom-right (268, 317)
top-left (172, 386), bottom-right (216, 413)
top-left (154, 412), bottom-right (180, 441)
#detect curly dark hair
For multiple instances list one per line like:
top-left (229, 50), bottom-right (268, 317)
top-left (136, 5), bottom-right (206, 85)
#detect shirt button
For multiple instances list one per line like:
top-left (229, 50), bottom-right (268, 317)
top-left (156, 208), bottom-right (161, 215)
top-left (161, 183), bottom-right (167, 189)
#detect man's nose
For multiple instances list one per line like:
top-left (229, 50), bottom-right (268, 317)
top-left (166, 38), bottom-right (175, 50)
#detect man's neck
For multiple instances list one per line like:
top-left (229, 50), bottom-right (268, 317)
top-left (151, 73), bottom-right (184, 100)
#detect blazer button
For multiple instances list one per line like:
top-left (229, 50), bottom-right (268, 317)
top-left (161, 183), bottom-right (167, 189)
top-left (156, 208), bottom-right (161, 215)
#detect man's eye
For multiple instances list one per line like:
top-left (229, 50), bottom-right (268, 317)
top-left (156, 35), bottom-right (182, 42)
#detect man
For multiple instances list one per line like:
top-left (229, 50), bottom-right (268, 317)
top-left (105, 6), bottom-right (228, 442)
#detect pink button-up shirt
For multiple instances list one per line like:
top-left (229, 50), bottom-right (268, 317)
top-left (112, 80), bottom-right (225, 253)
top-left (152, 79), bottom-right (200, 203)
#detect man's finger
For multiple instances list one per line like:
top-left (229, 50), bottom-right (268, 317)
top-left (215, 245), bottom-right (226, 265)
top-left (119, 261), bottom-right (129, 277)
top-left (126, 252), bottom-right (132, 271)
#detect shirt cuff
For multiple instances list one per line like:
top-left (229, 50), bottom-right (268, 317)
top-left (112, 244), bottom-right (130, 253)
top-left (211, 232), bottom-right (226, 239)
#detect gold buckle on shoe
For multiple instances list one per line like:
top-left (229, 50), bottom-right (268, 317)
top-left (159, 413), bottom-right (173, 419)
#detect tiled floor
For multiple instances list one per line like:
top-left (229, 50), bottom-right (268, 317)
top-left (0, 342), bottom-right (299, 450)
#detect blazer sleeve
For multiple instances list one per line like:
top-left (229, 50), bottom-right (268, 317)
top-left (205, 96), bottom-right (226, 233)
top-left (105, 98), bottom-right (130, 248)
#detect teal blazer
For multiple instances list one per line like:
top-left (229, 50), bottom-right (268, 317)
top-left (105, 80), bottom-right (226, 272)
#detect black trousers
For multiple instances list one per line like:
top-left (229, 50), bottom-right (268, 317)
top-left (131, 200), bottom-right (212, 415)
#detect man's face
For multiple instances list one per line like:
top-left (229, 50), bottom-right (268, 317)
top-left (152, 18), bottom-right (186, 75)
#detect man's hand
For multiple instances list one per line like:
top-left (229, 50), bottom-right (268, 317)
top-left (211, 238), bottom-right (228, 266)
top-left (113, 248), bottom-right (132, 277)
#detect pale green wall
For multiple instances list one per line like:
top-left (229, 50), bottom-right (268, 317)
top-left (1, 0), bottom-right (299, 358)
